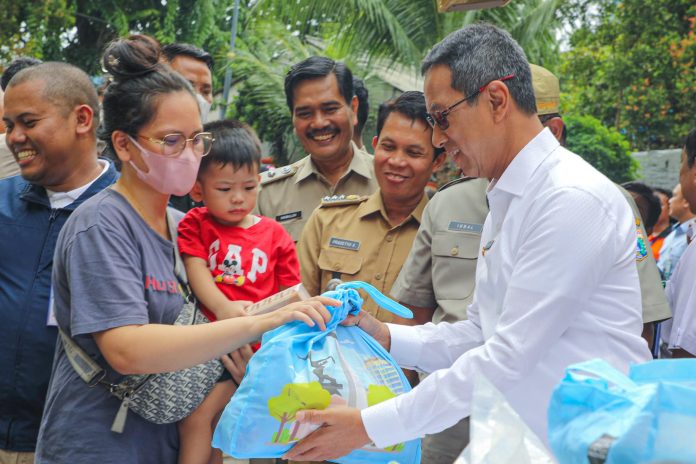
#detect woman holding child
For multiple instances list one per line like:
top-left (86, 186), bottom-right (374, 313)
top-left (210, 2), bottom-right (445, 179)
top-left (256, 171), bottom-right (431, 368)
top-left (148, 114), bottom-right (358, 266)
top-left (35, 34), bottom-right (336, 463)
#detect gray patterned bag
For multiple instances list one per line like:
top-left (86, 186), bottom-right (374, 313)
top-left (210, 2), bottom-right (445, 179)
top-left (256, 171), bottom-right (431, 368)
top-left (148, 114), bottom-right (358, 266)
top-left (58, 212), bottom-right (224, 433)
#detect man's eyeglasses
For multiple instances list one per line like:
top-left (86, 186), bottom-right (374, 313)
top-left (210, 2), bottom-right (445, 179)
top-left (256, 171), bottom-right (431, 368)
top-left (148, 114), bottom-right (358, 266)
top-left (138, 132), bottom-right (215, 158)
top-left (425, 74), bottom-right (515, 131)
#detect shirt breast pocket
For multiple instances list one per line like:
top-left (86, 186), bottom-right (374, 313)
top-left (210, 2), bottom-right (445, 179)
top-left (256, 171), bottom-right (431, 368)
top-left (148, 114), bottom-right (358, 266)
top-left (280, 218), bottom-right (307, 243)
top-left (432, 231), bottom-right (481, 300)
top-left (317, 248), bottom-right (363, 291)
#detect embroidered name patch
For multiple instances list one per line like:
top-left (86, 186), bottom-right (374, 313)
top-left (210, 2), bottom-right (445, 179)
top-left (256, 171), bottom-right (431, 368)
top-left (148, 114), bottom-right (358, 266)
top-left (276, 211), bottom-right (302, 222)
top-left (329, 237), bottom-right (360, 251)
top-left (448, 221), bottom-right (483, 233)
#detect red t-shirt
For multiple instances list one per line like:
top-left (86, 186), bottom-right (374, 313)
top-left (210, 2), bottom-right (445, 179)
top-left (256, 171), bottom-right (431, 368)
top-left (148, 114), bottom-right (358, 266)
top-left (177, 207), bottom-right (301, 321)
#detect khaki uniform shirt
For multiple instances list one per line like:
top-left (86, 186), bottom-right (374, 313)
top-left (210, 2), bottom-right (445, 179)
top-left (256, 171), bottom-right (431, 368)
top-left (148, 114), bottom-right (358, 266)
top-left (297, 189), bottom-right (428, 322)
top-left (619, 186), bottom-right (672, 323)
top-left (391, 178), bottom-right (489, 323)
top-left (255, 142), bottom-right (377, 242)
top-left (0, 134), bottom-right (20, 180)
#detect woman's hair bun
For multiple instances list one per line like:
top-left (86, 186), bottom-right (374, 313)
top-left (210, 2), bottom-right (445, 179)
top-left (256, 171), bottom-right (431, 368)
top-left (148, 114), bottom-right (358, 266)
top-left (102, 34), bottom-right (162, 81)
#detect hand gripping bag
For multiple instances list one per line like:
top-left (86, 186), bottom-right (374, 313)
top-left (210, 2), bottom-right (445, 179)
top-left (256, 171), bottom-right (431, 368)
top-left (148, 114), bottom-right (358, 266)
top-left (212, 281), bottom-right (422, 463)
top-left (548, 358), bottom-right (696, 464)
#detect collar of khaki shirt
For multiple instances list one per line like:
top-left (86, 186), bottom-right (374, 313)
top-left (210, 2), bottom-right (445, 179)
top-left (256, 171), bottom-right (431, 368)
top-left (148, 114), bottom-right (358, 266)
top-left (294, 141), bottom-right (374, 184)
top-left (357, 188), bottom-right (428, 226)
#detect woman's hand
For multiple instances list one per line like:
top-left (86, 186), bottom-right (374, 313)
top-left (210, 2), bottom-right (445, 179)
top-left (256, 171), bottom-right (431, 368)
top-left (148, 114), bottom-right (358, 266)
top-left (265, 296), bottom-right (339, 332)
top-left (342, 310), bottom-right (391, 351)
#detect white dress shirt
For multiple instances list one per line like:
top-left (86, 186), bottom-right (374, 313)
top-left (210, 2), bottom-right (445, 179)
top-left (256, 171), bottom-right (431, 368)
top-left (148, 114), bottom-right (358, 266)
top-left (665, 241), bottom-right (696, 354)
top-left (361, 128), bottom-right (651, 448)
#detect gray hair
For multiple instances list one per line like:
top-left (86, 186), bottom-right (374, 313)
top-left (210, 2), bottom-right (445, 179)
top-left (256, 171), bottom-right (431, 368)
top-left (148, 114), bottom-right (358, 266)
top-left (421, 23), bottom-right (537, 115)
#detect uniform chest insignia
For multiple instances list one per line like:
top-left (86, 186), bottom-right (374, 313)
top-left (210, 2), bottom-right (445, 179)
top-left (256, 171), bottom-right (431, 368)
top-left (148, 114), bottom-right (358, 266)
top-left (635, 220), bottom-right (648, 262)
top-left (320, 194), bottom-right (367, 207)
top-left (276, 211), bottom-right (302, 222)
top-left (329, 237), bottom-right (361, 251)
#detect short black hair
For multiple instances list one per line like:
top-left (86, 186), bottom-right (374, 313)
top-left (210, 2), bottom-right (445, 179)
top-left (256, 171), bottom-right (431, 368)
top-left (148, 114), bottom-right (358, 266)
top-left (376, 91), bottom-right (444, 159)
top-left (1, 57), bottom-right (42, 91)
top-left (284, 56), bottom-right (353, 111)
top-left (353, 77), bottom-right (369, 136)
top-left (685, 128), bottom-right (696, 169)
top-left (162, 43), bottom-right (214, 71)
top-left (199, 119), bottom-right (262, 177)
top-left (622, 181), bottom-right (662, 231)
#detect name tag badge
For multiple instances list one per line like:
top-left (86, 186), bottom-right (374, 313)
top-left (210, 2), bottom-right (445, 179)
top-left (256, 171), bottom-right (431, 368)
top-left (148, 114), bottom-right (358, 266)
top-left (448, 221), bottom-right (483, 234)
top-left (276, 211), bottom-right (302, 222)
top-left (46, 286), bottom-right (57, 327)
top-left (329, 237), bottom-right (361, 251)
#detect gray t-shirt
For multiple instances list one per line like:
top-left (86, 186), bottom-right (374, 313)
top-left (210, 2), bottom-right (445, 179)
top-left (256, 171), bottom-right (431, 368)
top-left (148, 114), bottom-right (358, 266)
top-left (36, 188), bottom-right (182, 463)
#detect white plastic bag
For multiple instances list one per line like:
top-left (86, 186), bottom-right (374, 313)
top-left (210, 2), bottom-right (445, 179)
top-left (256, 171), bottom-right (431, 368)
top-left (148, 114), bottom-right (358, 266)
top-left (455, 376), bottom-right (555, 464)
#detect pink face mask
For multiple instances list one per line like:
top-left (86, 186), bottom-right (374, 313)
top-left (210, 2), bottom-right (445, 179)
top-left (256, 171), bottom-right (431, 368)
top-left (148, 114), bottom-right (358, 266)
top-left (127, 136), bottom-right (201, 196)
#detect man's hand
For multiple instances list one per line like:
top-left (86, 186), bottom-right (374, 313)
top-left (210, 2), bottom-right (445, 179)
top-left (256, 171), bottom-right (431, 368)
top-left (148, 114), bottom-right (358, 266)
top-left (221, 344), bottom-right (254, 385)
top-left (342, 310), bottom-right (391, 351)
top-left (282, 407), bottom-right (371, 461)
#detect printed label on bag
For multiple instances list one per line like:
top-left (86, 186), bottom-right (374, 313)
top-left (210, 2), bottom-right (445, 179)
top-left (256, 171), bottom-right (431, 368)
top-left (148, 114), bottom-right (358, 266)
top-left (587, 433), bottom-right (616, 464)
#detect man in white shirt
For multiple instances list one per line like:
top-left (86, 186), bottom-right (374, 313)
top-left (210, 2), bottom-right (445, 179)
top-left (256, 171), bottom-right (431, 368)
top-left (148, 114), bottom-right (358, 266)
top-left (665, 128), bottom-right (696, 357)
top-left (284, 24), bottom-right (651, 461)
top-left (657, 183), bottom-right (696, 280)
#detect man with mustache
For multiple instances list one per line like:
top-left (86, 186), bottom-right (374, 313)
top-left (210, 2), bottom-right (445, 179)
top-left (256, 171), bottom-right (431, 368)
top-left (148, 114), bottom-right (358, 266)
top-left (255, 57), bottom-right (378, 242)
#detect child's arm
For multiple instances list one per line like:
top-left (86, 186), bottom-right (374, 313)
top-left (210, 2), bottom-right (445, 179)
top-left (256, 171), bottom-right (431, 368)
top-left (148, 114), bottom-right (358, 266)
top-left (183, 255), bottom-right (250, 319)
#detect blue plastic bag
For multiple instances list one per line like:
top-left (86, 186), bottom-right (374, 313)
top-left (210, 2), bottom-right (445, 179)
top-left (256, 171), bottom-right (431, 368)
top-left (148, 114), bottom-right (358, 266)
top-left (212, 281), bottom-right (422, 463)
top-left (548, 358), bottom-right (696, 463)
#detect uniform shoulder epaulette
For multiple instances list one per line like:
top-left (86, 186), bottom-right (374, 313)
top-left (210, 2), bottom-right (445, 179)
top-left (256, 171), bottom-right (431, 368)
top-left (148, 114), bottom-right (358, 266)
top-left (319, 194), bottom-right (368, 208)
top-left (260, 164), bottom-right (297, 186)
top-left (437, 176), bottom-right (477, 192)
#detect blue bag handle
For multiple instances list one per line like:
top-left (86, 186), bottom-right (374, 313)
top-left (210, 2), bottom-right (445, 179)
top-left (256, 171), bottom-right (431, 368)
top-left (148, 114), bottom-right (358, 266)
top-left (564, 359), bottom-right (637, 392)
top-left (335, 281), bottom-right (413, 319)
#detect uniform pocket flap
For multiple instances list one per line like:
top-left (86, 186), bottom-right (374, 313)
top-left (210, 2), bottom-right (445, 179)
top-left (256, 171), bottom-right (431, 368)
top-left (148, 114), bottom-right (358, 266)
top-left (432, 231), bottom-right (480, 259)
top-left (318, 249), bottom-right (363, 275)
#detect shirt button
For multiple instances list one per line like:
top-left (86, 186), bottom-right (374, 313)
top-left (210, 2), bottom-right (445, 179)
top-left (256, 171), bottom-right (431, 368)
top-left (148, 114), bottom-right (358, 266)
top-left (375, 273), bottom-right (382, 280)
top-left (386, 235), bottom-right (394, 242)
top-left (450, 247), bottom-right (459, 256)
top-left (334, 262), bottom-right (340, 268)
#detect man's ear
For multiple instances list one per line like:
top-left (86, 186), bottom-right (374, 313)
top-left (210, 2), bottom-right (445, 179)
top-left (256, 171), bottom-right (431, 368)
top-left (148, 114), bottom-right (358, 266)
top-left (350, 95), bottom-right (359, 127)
top-left (371, 136), bottom-right (378, 150)
top-left (486, 80), bottom-right (511, 123)
top-left (190, 180), bottom-right (204, 202)
top-left (544, 117), bottom-right (565, 142)
top-left (74, 104), bottom-right (94, 135)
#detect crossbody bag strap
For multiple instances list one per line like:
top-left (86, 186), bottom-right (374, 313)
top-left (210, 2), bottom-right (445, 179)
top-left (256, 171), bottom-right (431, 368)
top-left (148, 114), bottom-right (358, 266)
top-left (58, 327), bottom-right (106, 387)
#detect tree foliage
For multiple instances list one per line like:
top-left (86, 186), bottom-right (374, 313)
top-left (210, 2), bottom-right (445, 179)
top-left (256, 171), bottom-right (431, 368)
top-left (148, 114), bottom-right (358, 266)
top-left (560, 0), bottom-right (696, 150)
top-left (564, 114), bottom-right (639, 183)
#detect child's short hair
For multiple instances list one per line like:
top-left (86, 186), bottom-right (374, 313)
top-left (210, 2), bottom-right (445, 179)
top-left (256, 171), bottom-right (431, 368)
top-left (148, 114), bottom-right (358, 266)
top-left (199, 119), bottom-right (262, 176)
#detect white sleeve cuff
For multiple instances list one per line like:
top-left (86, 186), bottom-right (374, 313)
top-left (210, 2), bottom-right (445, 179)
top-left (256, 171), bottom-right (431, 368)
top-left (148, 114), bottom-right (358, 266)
top-left (361, 396), bottom-right (413, 448)
top-left (386, 323), bottom-right (423, 369)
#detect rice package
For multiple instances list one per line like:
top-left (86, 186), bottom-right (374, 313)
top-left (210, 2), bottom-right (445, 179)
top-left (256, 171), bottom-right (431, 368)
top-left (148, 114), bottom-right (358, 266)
top-left (212, 281), bottom-right (421, 464)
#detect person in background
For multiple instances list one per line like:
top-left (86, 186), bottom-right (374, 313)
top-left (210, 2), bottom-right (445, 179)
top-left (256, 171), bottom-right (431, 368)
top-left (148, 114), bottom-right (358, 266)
top-left (657, 183), bottom-right (696, 280)
top-left (0, 56), bottom-right (42, 180)
top-left (0, 61), bottom-right (117, 464)
top-left (255, 56), bottom-right (377, 242)
top-left (352, 76), bottom-right (369, 151)
top-left (34, 34), bottom-right (335, 464)
top-left (177, 119), bottom-right (302, 464)
top-left (650, 187), bottom-right (673, 261)
top-left (663, 128), bottom-right (696, 357)
top-left (622, 181), bottom-right (662, 235)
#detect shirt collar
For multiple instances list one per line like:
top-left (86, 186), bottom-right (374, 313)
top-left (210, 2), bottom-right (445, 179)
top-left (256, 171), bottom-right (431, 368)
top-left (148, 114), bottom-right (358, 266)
top-left (490, 127), bottom-right (560, 198)
top-left (358, 189), bottom-right (428, 225)
top-left (295, 141), bottom-right (373, 184)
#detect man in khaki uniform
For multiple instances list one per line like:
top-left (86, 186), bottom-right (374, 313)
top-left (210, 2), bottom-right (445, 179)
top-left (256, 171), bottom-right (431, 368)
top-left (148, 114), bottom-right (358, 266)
top-left (297, 91), bottom-right (444, 322)
top-left (389, 63), bottom-right (671, 464)
top-left (256, 57), bottom-right (377, 242)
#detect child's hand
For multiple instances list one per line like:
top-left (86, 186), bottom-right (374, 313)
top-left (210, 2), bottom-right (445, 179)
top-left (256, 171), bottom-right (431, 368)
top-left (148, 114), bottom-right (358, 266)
top-left (215, 300), bottom-right (252, 320)
top-left (268, 296), bottom-right (339, 331)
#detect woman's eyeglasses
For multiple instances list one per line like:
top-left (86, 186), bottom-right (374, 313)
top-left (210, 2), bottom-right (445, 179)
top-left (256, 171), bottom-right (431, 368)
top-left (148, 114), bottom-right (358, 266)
top-left (138, 132), bottom-right (215, 158)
